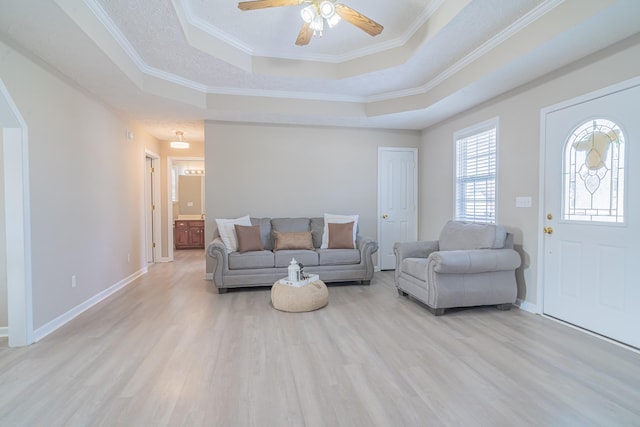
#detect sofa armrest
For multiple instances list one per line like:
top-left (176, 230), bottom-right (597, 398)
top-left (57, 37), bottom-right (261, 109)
top-left (356, 235), bottom-right (378, 280)
top-left (428, 248), bottom-right (521, 274)
top-left (207, 237), bottom-right (229, 287)
top-left (393, 241), bottom-right (439, 263)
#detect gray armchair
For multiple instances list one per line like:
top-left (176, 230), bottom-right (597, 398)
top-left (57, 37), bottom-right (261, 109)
top-left (393, 221), bottom-right (521, 315)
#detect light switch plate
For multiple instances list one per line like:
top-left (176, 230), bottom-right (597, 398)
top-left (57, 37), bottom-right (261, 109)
top-left (515, 196), bottom-right (532, 208)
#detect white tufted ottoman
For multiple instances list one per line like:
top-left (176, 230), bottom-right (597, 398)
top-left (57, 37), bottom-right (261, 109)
top-left (271, 280), bottom-right (328, 312)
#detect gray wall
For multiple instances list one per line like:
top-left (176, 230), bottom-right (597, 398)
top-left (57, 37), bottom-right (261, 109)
top-left (419, 35), bottom-right (640, 309)
top-left (0, 40), bottom-right (160, 330)
top-left (204, 122), bottom-right (421, 273)
top-left (0, 130), bottom-right (6, 328)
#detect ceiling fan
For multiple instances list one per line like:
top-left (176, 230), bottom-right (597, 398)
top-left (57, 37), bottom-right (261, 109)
top-left (237, 0), bottom-right (384, 46)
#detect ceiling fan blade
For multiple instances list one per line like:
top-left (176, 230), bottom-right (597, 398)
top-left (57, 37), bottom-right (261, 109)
top-left (295, 22), bottom-right (313, 46)
top-left (238, 0), bottom-right (301, 11)
top-left (334, 4), bottom-right (384, 37)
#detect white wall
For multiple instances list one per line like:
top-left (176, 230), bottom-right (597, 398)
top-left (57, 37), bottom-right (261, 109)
top-left (205, 121), bottom-right (421, 273)
top-left (0, 40), bottom-right (160, 331)
top-left (420, 35), bottom-right (640, 308)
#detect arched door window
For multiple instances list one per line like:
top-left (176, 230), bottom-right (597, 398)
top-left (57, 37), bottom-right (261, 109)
top-left (563, 118), bottom-right (625, 223)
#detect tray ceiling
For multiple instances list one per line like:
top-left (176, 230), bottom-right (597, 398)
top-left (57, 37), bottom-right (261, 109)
top-left (1, 0), bottom-right (639, 142)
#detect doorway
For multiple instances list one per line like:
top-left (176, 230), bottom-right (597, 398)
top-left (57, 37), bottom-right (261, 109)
top-left (1, 79), bottom-right (33, 347)
top-left (540, 77), bottom-right (640, 348)
top-left (377, 147), bottom-right (418, 270)
top-left (167, 157), bottom-right (205, 261)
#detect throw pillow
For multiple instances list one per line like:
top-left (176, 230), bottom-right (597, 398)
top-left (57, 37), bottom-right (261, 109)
top-left (215, 215), bottom-right (252, 253)
top-left (328, 222), bottom-right (355, 249)
top-left (321, 213), bottom-right (358, 249)
top-left (273, 231), bottom-right (314, 251)
top-left (234, 224), bottom-right (264, 253)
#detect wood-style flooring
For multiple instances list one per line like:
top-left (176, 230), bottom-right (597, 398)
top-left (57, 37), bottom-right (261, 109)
top-left (0, 249), bottom-right (639, 426)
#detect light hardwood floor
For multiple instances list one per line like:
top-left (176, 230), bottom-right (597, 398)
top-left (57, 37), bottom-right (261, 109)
top-left (1, 249), bottom-right (639, 426)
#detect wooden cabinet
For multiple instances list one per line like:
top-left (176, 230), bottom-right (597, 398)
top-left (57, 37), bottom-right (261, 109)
top-left (174, 220), bottom-right (205, 249)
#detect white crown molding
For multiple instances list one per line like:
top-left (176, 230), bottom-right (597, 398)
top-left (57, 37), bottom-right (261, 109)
top-left (204, 84), bottom-right (364, 103)
top-left (180, 0), bottom-right (254, 55)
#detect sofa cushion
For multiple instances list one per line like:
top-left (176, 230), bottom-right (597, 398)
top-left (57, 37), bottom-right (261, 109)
top-left (275, 250), bottom-right (319, 267)
top-left (310, 217), bottom-right (324, 248)
top-left (250, 217), bottom-right (273, 251)
top-left (235, 224), bottom-right (264, 253)
top-left (228, 250), bottom-right (275, 269)
top-left (273, 231), bottom-right (314, 251)
top-left (400, 258), bottom-right (428, 281)
top-left (328, 222), bottom-right (355, 249)
top-left (215, 215), bottom-right (252, 253)
top-left (318, 249), bottom-right (360, 266)
top-left (321, 213), bottom-right (358, 249)
top-left (438, 221), bottom-right (506, 251)
top-left (271, 218), bottom-right (310, 233)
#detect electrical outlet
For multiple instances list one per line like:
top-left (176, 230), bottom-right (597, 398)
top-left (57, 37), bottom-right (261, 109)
top-left (71, 275), bottom-right (77, 288)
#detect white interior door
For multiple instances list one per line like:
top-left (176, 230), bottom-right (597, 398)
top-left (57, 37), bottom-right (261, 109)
top-left (542, 80), bottom-right (640, 348)
top-left (378, 148), bottom-right (417, 270)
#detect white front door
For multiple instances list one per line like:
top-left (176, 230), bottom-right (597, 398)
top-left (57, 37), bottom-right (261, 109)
top-left (542, 80), bottom-right (640, 348)
top-left (378, 148), bottom-right (418, 270)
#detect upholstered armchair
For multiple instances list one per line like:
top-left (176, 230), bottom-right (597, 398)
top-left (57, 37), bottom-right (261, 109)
top-left (393, 221), bottom-right (521, 315)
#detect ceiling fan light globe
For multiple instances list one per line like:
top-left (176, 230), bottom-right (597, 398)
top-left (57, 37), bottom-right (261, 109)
top-left (319, 1), bottom-right (335, 19)
top-left (326, 13), bottom-right (341, 28)
top-left (310, 14), bottom-right (324, 32)
top-left (300, 5), bottom-right (316, 23)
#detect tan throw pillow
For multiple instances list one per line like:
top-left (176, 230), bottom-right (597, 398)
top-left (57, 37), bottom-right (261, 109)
top-left (328, 222), bottom-right (355, 249)
top-left (234, 224), bottom-right (264, 253)
top-left (273, 231), bottom-right (314, 251)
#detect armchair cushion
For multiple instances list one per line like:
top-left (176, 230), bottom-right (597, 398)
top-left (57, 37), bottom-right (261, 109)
top-left (429, 249), bottom-right (522, 274)
top-left (400, 258), bottom-right (429, 281)
top-left (438, 220), bottom-right (507, 251)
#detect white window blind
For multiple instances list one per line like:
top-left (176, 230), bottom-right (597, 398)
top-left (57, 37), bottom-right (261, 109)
top-left (455, 122), bottom-right (497, 223)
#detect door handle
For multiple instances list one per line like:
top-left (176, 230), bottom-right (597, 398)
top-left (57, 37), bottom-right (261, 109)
top-left (382, 214), bottom-right (389, 219)
top-left (543, 227), bottom-right (553, 234)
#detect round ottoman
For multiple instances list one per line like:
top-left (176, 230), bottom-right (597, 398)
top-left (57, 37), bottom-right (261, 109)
top-left (271, 280), bottom-right (328, 312)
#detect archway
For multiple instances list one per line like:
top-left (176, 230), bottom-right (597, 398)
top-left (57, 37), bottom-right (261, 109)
top-left (0, 78), bottom-right (33, 347)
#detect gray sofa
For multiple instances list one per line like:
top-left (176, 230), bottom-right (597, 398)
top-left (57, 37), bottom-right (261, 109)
top-left (207, 217), bottom-right (378, 293)
top-left (394, 220), bottom-right (521, 315)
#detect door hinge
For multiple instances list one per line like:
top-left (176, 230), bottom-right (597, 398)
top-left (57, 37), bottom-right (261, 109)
top-left (153, 242), bottom-right (156, 248)
top-left (152, 204), bottom-right (155, 211)
top-left (150, 167), bottom-right (155, 173)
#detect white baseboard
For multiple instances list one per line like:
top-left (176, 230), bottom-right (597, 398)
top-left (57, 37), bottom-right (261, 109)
top-left (33, 267), bottom-right (148, 342)
top-left (515, 298), bottom-right (539, 314)
top-left (158, 257), bottom-right (172, 263)
top-left (0, 327), bottom-right (8, 338)
top-left (205, 273), bottom-right (213, 280)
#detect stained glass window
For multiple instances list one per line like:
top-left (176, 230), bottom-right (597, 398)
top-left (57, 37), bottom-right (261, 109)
top-left (563, 119), bottom-right (625, 223)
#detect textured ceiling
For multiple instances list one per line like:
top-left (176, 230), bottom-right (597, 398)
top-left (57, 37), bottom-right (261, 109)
top-left (1, 0), bottom-right (639, 143)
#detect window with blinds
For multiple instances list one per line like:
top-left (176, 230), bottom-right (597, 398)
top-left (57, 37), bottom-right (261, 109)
top-left (454, 119), bottom-right (497, 223)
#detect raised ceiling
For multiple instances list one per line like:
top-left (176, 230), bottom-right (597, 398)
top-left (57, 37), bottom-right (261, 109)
top-left (1, 0), bottom-right (639, 142)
